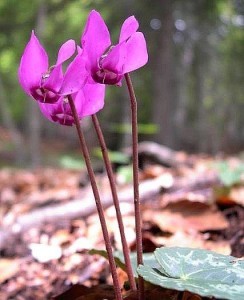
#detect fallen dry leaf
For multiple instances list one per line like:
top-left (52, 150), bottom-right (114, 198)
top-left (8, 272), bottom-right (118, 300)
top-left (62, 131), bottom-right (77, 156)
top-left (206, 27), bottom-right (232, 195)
top-left (0, 259), bottom-right (20, 284)
top-left (29, 243), bottom-right (62, 263)
top-left (151, 230), bottom-right (231, 255)
top-left (144, 200), bottom-right (228, 233)
top-left (50, 229), bottom-right (73, 246)
top-left (53, 284), bottom-right (115, 300)
top-left (230, 186), bottom-right (244, 206)
top-left (0, 152), bottom-right (243, 299)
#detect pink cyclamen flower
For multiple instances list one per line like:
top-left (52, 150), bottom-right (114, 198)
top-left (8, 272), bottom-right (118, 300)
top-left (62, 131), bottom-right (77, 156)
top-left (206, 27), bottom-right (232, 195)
top-left (38, 81), bottom-right (105, 126)
top-left (81, 10), bottom-right (148, 86)
top-left (18, 31), bottom-right (88, 103)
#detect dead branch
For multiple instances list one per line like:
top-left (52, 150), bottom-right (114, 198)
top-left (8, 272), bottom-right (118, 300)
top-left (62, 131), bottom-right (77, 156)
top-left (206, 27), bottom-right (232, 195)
top-left (0, 173), bottom-right (220, 250)
top-left (0, 176), bottom-right (163, 250)
top-left (136, 141), bottom-right (191, 167)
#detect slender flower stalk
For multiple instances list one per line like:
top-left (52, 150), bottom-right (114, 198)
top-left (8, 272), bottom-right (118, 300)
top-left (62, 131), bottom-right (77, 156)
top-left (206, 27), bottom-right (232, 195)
top-left (125, 73), bottom-right (144, 300)
top-left (92, 114), bottom-right (137, 291)
top-left (67, 95), bottom-right (122, 300)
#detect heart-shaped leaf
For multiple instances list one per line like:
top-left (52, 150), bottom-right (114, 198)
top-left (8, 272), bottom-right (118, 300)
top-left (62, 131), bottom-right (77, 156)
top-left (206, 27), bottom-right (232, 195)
top-left (138, 247), bottom-right (244, 300)
top-left (89, 248), bottom-right (159, 277)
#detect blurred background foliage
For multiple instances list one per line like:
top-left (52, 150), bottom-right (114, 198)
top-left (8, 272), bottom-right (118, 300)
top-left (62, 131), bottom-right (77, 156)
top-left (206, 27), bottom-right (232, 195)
top-left (0, 0), bottom-right (243, 167)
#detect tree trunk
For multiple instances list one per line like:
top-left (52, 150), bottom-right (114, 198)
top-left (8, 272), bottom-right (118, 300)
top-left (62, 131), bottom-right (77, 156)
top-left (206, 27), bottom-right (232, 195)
top-left (28, 0), bottom-right (46, 167)
top-left (152, 0), bottom-right (174, 147)
top-left (0, 75), bottom-right (26, 165)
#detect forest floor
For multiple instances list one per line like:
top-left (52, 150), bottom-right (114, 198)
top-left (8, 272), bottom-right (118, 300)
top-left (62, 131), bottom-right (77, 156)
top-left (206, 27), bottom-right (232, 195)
top-left (0, 143), bottom-right (243, 300)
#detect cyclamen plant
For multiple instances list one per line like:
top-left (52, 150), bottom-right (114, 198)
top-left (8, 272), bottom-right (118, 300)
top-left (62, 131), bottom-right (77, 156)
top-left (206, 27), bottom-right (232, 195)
top-left (81, 11), bottom-right (148, 298)
top-left (18, 10), bottom-right (148, 300)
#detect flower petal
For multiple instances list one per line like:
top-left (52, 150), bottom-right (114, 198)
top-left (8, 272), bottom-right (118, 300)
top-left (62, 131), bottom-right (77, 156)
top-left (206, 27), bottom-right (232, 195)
top-left (38, 101), bottom-right (55, 123)
top-left (77, 45), bottom-right (83, 54)
top-left (119, 16), bottom-right (139, 43)
top-left (81, 10), bottom-right (111, 70)
top-left (123, 32), bottom-right (148, 73)
top-left (74, 83), bottom-right (105, 118)
top-left (38, 97), bottom-right (74, 126)
top-left (42, 64), bottom-right (63, 93)
top-left (59, 53), bottom-right (88, 95)
top-left (56, 39), bottom-right (76, 65)
top-left (18, 31), bottom-right (48, 95)
top-left (102, 42), bottom-right (127, 74)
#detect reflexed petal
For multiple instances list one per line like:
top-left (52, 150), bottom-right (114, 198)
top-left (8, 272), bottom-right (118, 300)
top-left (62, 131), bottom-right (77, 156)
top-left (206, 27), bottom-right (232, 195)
top-left (102, 42), bottom-right (127, 74)
top-left (18, 31), bottom-right (48, 95)
top-left (56, 39), bottom-right (76, 65)
top-left (81, 10), bottom-right (111, 68)
top-left (59, 53), bottom-right (88, 95)
top-left (77, 45), bottom-right (83, 54)
top-left (38, 101), bottom-right (56, 123)
top-left (72, 90), bottom-right (85, 118)
top-left (38, 98), bottom-right (74, 126)
top-left (119, 16), bottom-right (139, 43)
top-left (74, 83), bottom-right (105, 117)
top-left (123, 32), bottom-right (148, 73)
top-left (42, 64), bottom-right (63, 93)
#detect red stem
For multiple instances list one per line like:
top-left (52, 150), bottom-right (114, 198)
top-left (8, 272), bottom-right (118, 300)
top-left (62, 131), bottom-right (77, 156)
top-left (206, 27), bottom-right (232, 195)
top-left (125, 73), bottom-right (144, 300)
top-left (67, 95), bottom-right (122, 300)
top-left (92, 114), bottom-right (137, 291)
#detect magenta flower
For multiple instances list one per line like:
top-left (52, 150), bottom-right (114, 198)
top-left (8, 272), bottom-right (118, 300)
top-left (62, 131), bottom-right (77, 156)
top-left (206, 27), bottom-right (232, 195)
top-left (81, 10), bottom-right (148, 86)
top-left (18, 31), bottom-right (88, 103)
top-left (38, 81), bottom-right (105, 126)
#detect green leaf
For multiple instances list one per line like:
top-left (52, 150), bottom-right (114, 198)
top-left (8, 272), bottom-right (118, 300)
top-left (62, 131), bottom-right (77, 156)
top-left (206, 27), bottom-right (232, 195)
top-left (114, 250), bottom-right (160, 277)
top-left (89, 249), bottom-right (159, 277)
top-left (117, 165), bottom-right (133, 184)
top-left (93, 148), bottom-right (130, 164)
top-left (215, 161), bottom-right (244, 187)
top-left (138, 247), bottom-right (244, 300)
top-left (110, 123), bottom-right (158, 135)
top-left (89, 249), bottom-right (129, 272)
top-left (59, 155), bottom-right (84, 170)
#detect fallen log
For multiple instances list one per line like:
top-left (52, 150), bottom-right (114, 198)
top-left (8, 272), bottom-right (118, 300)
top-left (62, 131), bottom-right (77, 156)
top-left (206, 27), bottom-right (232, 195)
top-left (0, 176), bottom-right (164, 250)
top-left (0, 173), bottom-right (220, 250)
top-left (135, 141), bottom-right (192, 168)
